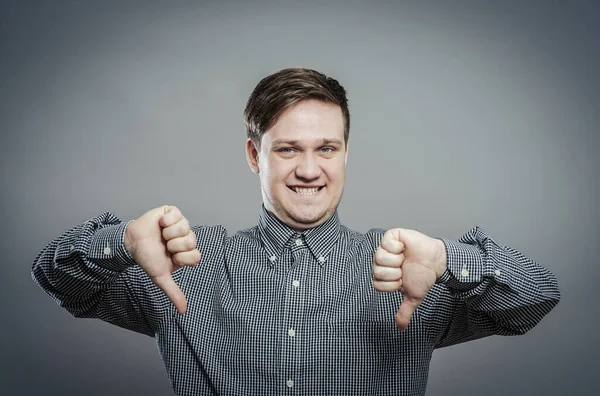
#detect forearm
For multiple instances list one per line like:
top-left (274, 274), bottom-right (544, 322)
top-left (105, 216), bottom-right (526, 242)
top-left (31, 213), bottom-right (135, 300)
top-left (431, 226), bottom-right (560, 345)
top-left (31, 212), bottom-right (159, 336)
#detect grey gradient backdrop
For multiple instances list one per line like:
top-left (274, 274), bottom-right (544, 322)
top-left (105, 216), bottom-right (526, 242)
top-left (1, 0), bottom-right (598, 395)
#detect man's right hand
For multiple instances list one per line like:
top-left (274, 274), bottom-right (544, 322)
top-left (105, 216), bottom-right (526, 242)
top-left (124, 205), bottom-right (200, 314)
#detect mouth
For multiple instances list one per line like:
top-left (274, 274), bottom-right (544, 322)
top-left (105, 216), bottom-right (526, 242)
top-left (287, 185), bottom-right (325, 197)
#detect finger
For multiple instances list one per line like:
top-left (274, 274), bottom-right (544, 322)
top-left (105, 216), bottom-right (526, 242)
top-left (395, 296), bottom-right (420, 331)
top-left (152, 274), bottom-right (188, 314)
top-left (171, 249), bottom-right (201, 266)
top-left (163, 218), bottom-right (191, 241)
top-left (373, 279), bottom-right (402, 293)
top-left (382, 229), bottom-right (405, 254)
top-left (159, 206), bottom-right (182, 228)
top-left (167, 232), bottom-right (197, 253)
top-left (372, 265), bottom-right (402, 281)
top-left (375, 248), bottom-right (404, 268)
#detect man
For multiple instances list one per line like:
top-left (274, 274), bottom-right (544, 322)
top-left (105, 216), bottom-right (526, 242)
top-left (31, 68), bottom-right (561, 395)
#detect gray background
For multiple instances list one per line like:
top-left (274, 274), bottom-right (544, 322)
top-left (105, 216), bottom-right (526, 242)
top-left (1, 0), bottom-right (598, 395)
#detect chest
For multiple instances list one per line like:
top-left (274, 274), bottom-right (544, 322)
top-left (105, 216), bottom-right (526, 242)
top-left (168, 245), bottom-right (433, 394)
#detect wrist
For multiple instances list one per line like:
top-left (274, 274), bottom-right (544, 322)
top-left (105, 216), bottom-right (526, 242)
top-left (124, 222), bottom-right (135, 257)
top-left (434, 239), bottom-right (447, 279)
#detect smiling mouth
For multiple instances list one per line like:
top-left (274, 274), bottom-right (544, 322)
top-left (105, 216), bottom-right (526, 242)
top-left (288, 186), bottom-right (325, 196)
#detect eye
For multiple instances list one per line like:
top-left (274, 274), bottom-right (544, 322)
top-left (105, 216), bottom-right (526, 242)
top-left (277, 147), bottom-right (295, 154)
top-left (320, 147), bottom-right (336, 154)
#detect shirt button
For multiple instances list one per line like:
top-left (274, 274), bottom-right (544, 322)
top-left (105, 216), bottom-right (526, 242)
top-left (103, 247), bottom-right (111, 255)
top-left (460, 268), bottom-right (469, 277)
top-left (318, 256), bottom-right (326, 263)
top-left (292, 280), bottom-right (300, 288)
top-left (287, 380), bottom-right (294, 388)
top-left (288, 329), bottom-right (296, 337)
top-left (295, 238), bottom-right (303, 246)
top-left (269, 255), bottom-right (277, 262)
top-left (494, 269), bottom-right (501, 276)
top-left (69, 245), bottom-right (74, 251)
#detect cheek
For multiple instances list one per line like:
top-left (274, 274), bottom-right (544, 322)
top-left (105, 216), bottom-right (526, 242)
top-left (268, 160), bottom-right (294, 182)
top-left (325, 163), bottom-right (346, 183)
top-left (261, 164), bottom-right (287, 192)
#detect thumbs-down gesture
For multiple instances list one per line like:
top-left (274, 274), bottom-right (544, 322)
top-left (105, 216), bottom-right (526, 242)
top-left (372, 228), bottom-right (448, 331)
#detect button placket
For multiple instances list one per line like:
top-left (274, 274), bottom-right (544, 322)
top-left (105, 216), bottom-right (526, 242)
top-left (280, 239), bottom-right (307, 393)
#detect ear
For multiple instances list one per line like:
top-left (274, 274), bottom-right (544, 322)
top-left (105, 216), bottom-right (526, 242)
top-left (344, 141), bottom-right (349, 166)
top-left (246, 139), bottom-right (260, 174)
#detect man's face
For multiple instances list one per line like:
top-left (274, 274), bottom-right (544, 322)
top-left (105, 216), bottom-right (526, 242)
top-left (246, 99), bottom-right (348, 232)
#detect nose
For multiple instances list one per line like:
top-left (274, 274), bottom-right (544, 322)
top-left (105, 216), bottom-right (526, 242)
top-left (295, 152), bottom-right (321, 180)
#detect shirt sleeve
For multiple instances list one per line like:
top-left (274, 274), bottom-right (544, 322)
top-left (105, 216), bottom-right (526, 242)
top-left (31, 212), bottom-right (179, 337)
top-left (422, 226), bottom-right (561, 349)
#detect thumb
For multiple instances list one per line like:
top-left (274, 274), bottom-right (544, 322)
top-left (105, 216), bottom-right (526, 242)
top-left (153, 274), bottom-right (188, 314)
top-left (395, 296), bottom-right (419, 331)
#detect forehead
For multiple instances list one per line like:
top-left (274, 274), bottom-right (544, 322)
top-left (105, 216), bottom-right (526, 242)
top-left (263, 99), bottom-right (344, 145)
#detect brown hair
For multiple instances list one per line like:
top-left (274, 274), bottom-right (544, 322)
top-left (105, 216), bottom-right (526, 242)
top-left (244, 68), bottom-right (350, 149)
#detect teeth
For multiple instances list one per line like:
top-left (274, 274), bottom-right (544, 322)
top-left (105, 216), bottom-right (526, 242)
top-left (292, 187), bottom-right (320, 195)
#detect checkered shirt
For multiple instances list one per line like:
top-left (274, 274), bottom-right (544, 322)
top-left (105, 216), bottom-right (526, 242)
top-left (31, 205), bottom-right (561, 395)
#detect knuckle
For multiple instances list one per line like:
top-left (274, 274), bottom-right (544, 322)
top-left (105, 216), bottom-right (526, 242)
top-left (372, 267), bottom-right (382, 279)
top-left (163, 206), bottom-right (181, 222)
top-left (381, 235), bottom-right (390, 247)
top-left (176, 252), bottom-right (190, 266)
top-left (381, 235), bottom-right (392, 250)
top-left (178, 221), bottom-right (190, 235)
top-left (187, 235), bottom-right (197, 249)
top-left (163, 224), bottom-right (176, 239)
top-left (372, 281), bottom-right (383, 291)
top-left (166, 238), bottom-right (178, 252)
top-left (169, 208), bottom-right (181, 224)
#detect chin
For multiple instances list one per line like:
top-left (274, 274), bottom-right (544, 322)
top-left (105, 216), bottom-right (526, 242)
top-left (288, 207), bottom-right (329, 225)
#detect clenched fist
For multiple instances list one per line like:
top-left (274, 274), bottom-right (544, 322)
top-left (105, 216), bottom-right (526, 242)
top-left (372, 228), bottom-right (447, 331)
top-left (124, 205), bottom-right (200, 314)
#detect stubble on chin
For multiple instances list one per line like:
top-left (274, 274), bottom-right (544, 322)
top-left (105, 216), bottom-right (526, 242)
top-left (285, 196), bottom-right (342, 228)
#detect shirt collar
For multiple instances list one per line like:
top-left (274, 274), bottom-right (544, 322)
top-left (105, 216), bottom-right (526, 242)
top-left (257, 204), bottom-right (341, 267)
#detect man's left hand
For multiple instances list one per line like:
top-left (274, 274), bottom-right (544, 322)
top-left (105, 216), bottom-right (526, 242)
top-left (372, 228), bottom-right (447, 331)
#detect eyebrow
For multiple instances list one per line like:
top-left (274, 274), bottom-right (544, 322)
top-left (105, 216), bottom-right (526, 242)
top-left (271, 138), bottom-right (344, 147)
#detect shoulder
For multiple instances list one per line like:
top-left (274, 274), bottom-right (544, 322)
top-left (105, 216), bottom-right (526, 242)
top-left (191, 224), bottom-right (229, 242)
top-left (190, 224), bottom-right (263, 248)
top-left (339, 225), bottom-right (387, 249)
